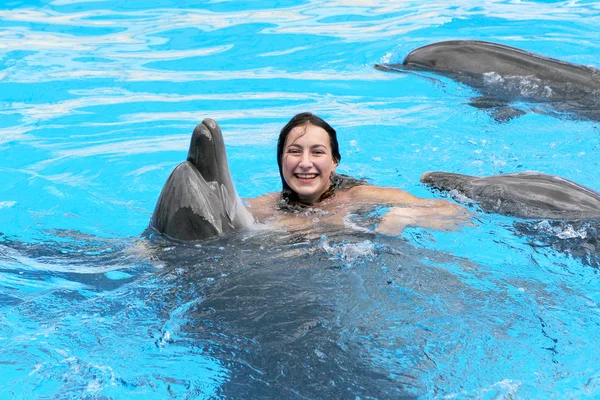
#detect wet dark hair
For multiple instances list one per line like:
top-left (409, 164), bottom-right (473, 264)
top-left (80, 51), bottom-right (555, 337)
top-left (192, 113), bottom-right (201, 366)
top-left (276, 112), bottom-right (366, 207)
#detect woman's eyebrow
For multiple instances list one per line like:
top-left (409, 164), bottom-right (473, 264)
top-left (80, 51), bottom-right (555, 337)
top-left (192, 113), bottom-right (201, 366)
top-left (286, 143), bottom-right (327, 149)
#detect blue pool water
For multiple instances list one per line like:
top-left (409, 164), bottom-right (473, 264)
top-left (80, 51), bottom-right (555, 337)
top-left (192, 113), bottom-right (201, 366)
top-left (2, 0), bottom-right (600, 398)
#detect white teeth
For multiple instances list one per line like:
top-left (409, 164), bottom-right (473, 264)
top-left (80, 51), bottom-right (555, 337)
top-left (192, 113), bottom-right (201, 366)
top-left (296, 174), bottom-right (317, 179)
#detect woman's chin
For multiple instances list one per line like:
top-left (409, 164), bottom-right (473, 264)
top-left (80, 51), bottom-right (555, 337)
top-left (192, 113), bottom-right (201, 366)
top-left (295, 189), bottom-right (323, 204)
top-left (288, 178), bottom-right (330, 204)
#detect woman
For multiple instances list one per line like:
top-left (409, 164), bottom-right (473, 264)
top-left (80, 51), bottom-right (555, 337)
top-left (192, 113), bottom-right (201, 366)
top-left (151, 113), bottom-right (469, 241)
top-left (244, 112), bottom-right (470, 235)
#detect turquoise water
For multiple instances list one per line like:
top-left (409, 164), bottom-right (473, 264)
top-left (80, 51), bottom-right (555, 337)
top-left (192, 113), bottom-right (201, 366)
top-left (2, 0), bottom-right (600, 398)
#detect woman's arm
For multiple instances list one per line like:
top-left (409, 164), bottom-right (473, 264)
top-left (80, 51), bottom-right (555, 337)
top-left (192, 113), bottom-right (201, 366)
top-left (376, 204), bottom-right (472, 235)
top-left (346, 185), bottom-right (472, 235)
top-left (345, 185), bottom-right (447, 207)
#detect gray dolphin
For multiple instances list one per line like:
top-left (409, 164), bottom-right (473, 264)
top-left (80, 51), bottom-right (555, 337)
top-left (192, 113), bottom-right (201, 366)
top-left (376, 40), bottom-right (600, 121)
top-left (151, 119), bottom-right (254, 241)
top-left (420, 171), bottom-right (600, 220)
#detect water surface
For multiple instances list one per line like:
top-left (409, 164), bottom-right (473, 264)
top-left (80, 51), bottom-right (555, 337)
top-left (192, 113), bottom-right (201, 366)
top-left (1, 0), bottom-right (600, 398)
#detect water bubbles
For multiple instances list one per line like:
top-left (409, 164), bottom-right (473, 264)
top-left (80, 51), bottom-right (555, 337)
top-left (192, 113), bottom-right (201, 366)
top-left (318, 236), bottom-right (398, 266)
top-left (483, 72), bottom-right (555, 99)
top-left (320, 236), bottom-right (375, 264)
top-left (483, 71), bottom-right (504, 85)
top-left (380, 52), bottom-right (393, 64)
top-left (156, 330), bottom-right (172, 348)
top-left (556, 225), bottom-right (588, 240)
top-left (447, 189), bottom-right (474, 206)
top-left (535, 220), bottom-right (588, 239)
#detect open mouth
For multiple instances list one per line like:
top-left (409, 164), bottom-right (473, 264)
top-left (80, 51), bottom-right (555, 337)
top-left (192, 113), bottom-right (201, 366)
top-left (295, 173), bottom-right (318, 180)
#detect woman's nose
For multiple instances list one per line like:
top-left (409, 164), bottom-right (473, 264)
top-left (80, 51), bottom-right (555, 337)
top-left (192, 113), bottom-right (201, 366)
top-left (299, 151), bottom-right (312, 167)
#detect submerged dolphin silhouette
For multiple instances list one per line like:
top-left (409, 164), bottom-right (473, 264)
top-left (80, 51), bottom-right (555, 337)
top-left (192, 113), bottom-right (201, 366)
top-left (376, 40), bottom-right (600, 121)
top-left (420, 171), bottom-right (600, 220)
top-left (151, 119), bottom-right (254, 241)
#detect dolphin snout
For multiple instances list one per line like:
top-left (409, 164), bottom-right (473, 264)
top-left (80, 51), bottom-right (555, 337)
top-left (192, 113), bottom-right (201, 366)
top-left (420, 171), bottom-right (435, 183)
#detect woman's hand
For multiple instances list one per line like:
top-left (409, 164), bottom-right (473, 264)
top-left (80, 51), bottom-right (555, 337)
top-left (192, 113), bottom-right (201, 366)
top-left (376, 201), bottom-right (473, 235)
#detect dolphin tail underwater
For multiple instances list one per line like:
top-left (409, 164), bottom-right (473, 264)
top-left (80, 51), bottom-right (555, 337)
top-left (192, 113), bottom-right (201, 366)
top-left (420, 171), bottom-right (600, 220)
top-left (151, 119), bottom-right (254, 241)
top-left (375, 40), bottom-right (600, 122)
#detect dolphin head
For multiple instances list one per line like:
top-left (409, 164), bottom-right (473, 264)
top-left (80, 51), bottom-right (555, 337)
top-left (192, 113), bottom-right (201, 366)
top-left (403, 41), bottom-right (485, 72)
top-left (377, 41), bottom-right (505, 75)
top-left (420, 171), bottom-right (476, 194)
top-left (402, 40), bottom-right (528, 76)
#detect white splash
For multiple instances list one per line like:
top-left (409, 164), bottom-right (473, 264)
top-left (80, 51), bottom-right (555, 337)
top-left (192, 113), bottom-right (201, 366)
top-left (320, 237), bottom-right (377, 264)
top-left (0, 201), bottom-right (17, 209)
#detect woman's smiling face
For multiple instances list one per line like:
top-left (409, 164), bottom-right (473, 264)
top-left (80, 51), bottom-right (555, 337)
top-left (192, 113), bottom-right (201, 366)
top-left (281, 123), bottom-right (338, 204)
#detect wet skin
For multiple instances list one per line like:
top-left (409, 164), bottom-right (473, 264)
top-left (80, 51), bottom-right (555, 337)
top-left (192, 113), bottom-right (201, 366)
top-left (281, 124), bottom-right (338, 204)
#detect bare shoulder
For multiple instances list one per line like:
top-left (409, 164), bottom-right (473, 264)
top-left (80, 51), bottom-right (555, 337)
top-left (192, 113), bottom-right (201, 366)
top-left (245, 192), bottom-right (279, 207)
top-left (244, 192), bottom-right (279, 222)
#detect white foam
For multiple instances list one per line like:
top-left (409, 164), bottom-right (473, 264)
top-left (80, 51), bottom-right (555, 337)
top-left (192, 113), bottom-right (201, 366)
top-left (0, 201), bottom-right (16, 209)
top-left (380, 52), bottom-right (392, 64)
top-left (556, 224), bottom-right (588, 239)
top-left (536, 220), bottom-right (588, 239)
top-left (483, 71), bottom-right (504, 84)
top-left (320, 237), bottom-right (377, 264)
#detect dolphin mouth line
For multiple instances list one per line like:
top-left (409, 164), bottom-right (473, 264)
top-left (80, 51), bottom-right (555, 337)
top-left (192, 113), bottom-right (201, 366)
top-left (374, 63), bottom-right (408, 72)
top-left (375, 62), bottom-right (436, 72)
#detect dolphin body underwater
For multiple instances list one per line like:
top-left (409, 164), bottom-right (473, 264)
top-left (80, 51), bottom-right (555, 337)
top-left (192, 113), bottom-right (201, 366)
top-left (375, 40), bottom-right (600, 121)
top-left (151, 118), bottom-right (254, 241)
top-left (420, 171), bottom-right (600, 220)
